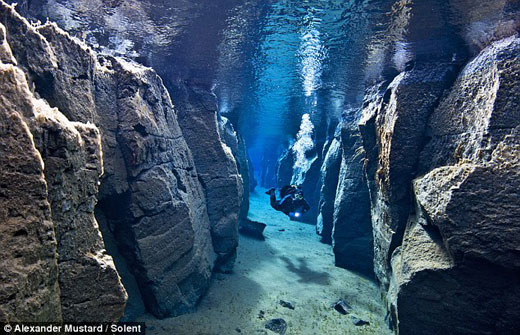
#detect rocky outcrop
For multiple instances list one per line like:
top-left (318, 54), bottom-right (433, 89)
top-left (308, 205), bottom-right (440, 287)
top-left (33, 100), bottom-right (127, 322)
top-left (316, 136), bottom-right (341, 243)
top-left (0, 1), bottom-right (216, 319)
top-left (30, 0), bottom-right (245, 277)
top-left (92, 57), bottom-right (215, 318)
top-left (218, 116), bottom-right (249, 220)
top-left (0, 7), bottom-right (127, 321)
top-left (332, 123), bottom-right (373, 276)
top-left (13, 3), bottom-right (247, 269)
top-left (363, 34), bottom-right (520, 334)
top-left (0, 61), bottom-right (62, 322)
top-left (174, 82), bottom-right (242, 274)
top-left (359, 60), bottom-right (459, 286)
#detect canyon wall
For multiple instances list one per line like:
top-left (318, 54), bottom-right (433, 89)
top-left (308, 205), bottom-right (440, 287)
top-left (14, 0), bottom-right (245, 276)
top-left (2, 0), bottom-right (520, 331)
top-left (0, 58), bottom-right (63, 323)
top-left (0, 1), bottom-right (221, 319)
top-left (0, 4), bottom-right (126, 321)
top-left (367, 2), bottom-right (519, 334)
top-left (389, 36), bottom-right (520, 334)
top-left (173, 82), bottom-right (242, 273)
top-left (316, 0), bottom-right (520, 333)
top-left (362, 34), bottom-right (520, 335)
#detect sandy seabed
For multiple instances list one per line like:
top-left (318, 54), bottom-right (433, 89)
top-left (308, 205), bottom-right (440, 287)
top-left (138, 190), bottom-right (391, 335)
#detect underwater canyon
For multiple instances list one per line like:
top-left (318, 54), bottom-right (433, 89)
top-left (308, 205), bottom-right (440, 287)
top-left (0, 0), bottom-right (519, 334)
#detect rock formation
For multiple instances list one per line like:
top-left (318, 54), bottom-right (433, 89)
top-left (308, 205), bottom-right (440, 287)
top-left (317, 1), bottom-right (520, 332)
top-left (219, 115), bottom-right (250, 220)
top-left (332, 122), bottom-right (373, 277)
top-left (14, 0), bottom-right (244, 276)
top-left (92, 57), bottom-right (215, 317)
top-left (0, 1), bottom-right (217, 319)
top-left (359, 60), bottom-right (460, 286)
top-left (0, 60), bottom-right (62, 323)
top-left (358, 25), bottom-right (520, 335)
top-left (174, 82), bottom-right (243, 273)
top-left (0, 6), bottom-right (126, 320)
top-left (2, 0), bottom-right (520, 332)
top-left (316, 135), bottom-right (341, 243)
top-left (386, 36), bottom-right (520, 334)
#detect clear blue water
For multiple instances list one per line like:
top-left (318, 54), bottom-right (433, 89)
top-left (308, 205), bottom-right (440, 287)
top-left (31, 0), bottom-right (514, 187)
top-left (214, 0), bottom-right (395, 180)
top-left (30, 0), bottom-right (517, 186)
top-left (212, 0), bottom-right (516, 182)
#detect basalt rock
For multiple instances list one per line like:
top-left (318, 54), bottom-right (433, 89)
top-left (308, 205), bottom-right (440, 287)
top-left (32, 101), bottom-right (127, 322)
top-left (316, 136), bottom-right (341, 243)
top-left (331, 299), bottom-right (352, 315)
top-left (174, 81), bottom-right (242, 274)
top-left (238, 219), bottom-right (266, 240)
top-left (379, 36), bottom-right (520, 334)
top-left (219, 116), bottom-right (250, 220)
top-left (92, 57), bottom-right (216, 317)
top-left (265, 318), bottom-right (287, 335)
top-left (0, 23), bottom-right (15, 63)
top-left (429, 39), bottom-right (520, 239)
top-left (0, 2), bottom-right (216, 319)
top-left (12, 2), bottom-right (245, 275)
top-left (332, 123), bottom-right (373, 277)
top-left (0, 61), bottom-right (62, 322)
top-left (0, 6), bottom-right (127, 321)
top-left (388, 209), bottom-right (520, 334)
top-left (359, 60), bottom-right (459, 286)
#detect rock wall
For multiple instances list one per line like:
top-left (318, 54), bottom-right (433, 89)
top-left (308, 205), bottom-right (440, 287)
top-left (0, 8), bottom-right (126, 321)
top-left (0, 61), bottom-right (62, 323)
top-left (173, 82), bottom-right (242, 274)
top-left (387, 36), bottom-right (520, 334)
top-left (219, 115), bottom-right (250, 221)
top-left (331, 123), bottom-right (373, 277)
top-left (33, 98), bottom-right (127, 322)
top-left (0, 1), bottom-right (216, 319)
top-left (15, 0), bottom-right (244, 276)
top-left (318, 1), bottom-right (520, 332)
top-left (316, 135), bottom-right (341, 243)
top-left (359, 60), bottom-right (460, 286)
top-left (359, 32), bottom-right (520, 335)
top-left (92, 58), bottom-right (215, 317)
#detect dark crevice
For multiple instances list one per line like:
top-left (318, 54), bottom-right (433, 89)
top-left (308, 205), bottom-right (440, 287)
top-left (72, 73), bottom-right (89, 80)
top-left (172, 168), bottom-right (187, 193)
top-left (95, 192), bottom-right (147, 320)
top-left (12, 228), bottom-right (28, 237)
top-left (133, 124), bottom-right (148, 137)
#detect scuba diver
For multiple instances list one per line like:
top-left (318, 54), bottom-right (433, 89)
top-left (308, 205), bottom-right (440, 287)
top-left (266, 185), bottom-right (310, 219)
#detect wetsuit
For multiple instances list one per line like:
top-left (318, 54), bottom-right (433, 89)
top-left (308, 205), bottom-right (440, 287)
top-left (268, 185), bottom-right (310, 218)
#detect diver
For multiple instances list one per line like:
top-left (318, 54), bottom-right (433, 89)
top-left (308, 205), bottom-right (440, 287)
top-left (266, 185), bottom-right (310, 219)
